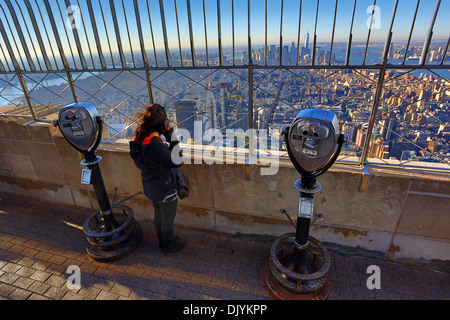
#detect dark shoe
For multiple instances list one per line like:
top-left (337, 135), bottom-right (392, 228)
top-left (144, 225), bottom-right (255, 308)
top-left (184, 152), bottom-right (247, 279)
top-left (163, 240), bottom-right (185, 255)
top-left (159, 236), bottom-right (178, 250)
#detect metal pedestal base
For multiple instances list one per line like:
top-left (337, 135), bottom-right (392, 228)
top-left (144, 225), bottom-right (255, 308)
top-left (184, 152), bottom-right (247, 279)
top-left (263, 233), bottom-right (331, 300)
top-left (83, 204), bottom-right (142, 263)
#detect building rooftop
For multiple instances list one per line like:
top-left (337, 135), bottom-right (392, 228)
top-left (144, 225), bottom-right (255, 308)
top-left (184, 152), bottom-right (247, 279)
top-left (0, 192), bottom-right (448, 301)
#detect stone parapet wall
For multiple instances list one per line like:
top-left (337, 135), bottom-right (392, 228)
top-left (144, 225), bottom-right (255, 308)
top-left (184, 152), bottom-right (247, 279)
top-left (0, 117), bottom-right (449, 272)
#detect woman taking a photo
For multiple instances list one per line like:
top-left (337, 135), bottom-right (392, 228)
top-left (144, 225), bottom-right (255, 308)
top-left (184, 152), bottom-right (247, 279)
top-left (129, 103), bottom-right (185, 255)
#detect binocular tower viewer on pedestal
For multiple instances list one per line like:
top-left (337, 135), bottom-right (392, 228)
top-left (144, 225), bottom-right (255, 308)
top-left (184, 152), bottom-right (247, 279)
top-left (54, 102), bottom-right (142, 262)
top-left (264, 109), bottom-right (344, 300)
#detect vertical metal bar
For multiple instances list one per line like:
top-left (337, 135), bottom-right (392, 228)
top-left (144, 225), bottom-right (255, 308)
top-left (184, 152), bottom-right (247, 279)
top-left (121, 0), bottom-right (135, 68)
top-left (279, 0), bottom-right (284, 66)
top-left (33, 0), bottom-right (58, 69)
top-left (63, 0), bottom-right (87, 69)
top-left (345, 0), bottom-right (357, 66)
top-left (0, 3), bottom-right (25, 70)
top-left (264, 0), bottom-right (267, 66)
top-left (359, 10), bottom-right (394, 166)
top-left (43, 0), bottom-right (70, 69)
top-left (0, 14), bottom-right (35, 118)
top-left (381, 0), bottom-right (398, 64)
top-left (4, 0), bottom-right (35, 71)
top-left (363, 0), bottom-right (377, 65)
top-left (145, 68), bottom-right (154, 105)
top-left (133, 0), bottom-right (148, 67)
top-left (145, 0), bottom-right (158, 67)
top-left (202, 0), bottom-right (209, 66)
top-left (109, 0), bottom-right (127, 68)
top-left (231, 0), bottom-right (235, 66)
top-left (66, 70), bottom-right (78, 103)
top-left (248, 66), bottom-right (254, 130)
top-left (86, 0), bottom-right (106, 69)
top-left (43, 1), bottom-right (77, 103)
top-left (247, 64), bottom-right (254, 164)
top-left (12, 0), bottom-right (42, 70)
top-left (217, 0), bottom-right (223, 66)
top-left (420, 0), bottom-right (441, 65)
top-left (55, 0), bottom-right (78, 69)
top-left (311, 0), bottom-right (319, 66)
top-left (17, 73), bottom-right (36, 119)
top-left (402, 0), bottom-right (420, 65)
top-left (0, 54), bottom-right (5, 72)
top-left (248, 0), bottom-right (251, 64)
top-left (159, 0), bottom-right (171, 67)
top-left (76, 0), bottom-right (95, 68)
top-left (248, 0), bottom-right (254, 150)
top-left (441, 35), bottom-right (450, 65)
top-left (0, 41), bottom-right (8, 71)
top-left (186, 0), bottom-right (196, 67)
top-left (97, 0), bottom-right (114, 68)
top-left (0, 17), bottom-right (19, 71)
top-left (296, 0), bottom-right (302, 66)
top-left (360, 66), bottom-right (386, 166)
top-left (24, 0), bottom-right (52, 70)
top-left (329, 0), bottom-right (338, 66)
top-left (174, 0), bottom-right (183, 66)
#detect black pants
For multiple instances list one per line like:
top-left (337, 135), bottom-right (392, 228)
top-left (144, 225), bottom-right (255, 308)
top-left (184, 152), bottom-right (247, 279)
top-left (152, 198), bottom-right (178, 247)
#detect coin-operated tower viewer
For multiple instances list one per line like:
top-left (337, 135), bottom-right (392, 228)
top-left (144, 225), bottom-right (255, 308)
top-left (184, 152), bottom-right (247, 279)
top-left (54, 102), bottom-right (142, 262)
top-left (264, 109), bottom-right (344, 300)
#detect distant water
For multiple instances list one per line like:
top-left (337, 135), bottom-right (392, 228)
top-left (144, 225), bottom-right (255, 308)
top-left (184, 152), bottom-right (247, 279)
top-left (227, 46), bottom-right (450, 79)
top-left (327, 47), bottom-right (450, 79)
top-left (1, 49), bottom-right (448, 109)
top-left (0, 72), bottom-right (97, 108)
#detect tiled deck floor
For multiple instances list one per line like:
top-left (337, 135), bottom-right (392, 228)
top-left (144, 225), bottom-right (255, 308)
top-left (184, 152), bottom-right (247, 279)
top-left (0, 192), bottom-right (448, 300)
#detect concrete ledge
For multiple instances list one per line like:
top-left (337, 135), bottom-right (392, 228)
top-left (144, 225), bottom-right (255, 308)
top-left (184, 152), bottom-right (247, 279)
top-left (0, 117), bottom-right (449, 272)
top-left (389, 234), bottom-right (450, 273)
top-left (0, 175), bottom-right (75, 206)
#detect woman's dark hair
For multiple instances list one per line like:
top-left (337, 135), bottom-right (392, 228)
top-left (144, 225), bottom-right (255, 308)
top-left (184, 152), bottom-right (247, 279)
top-left (134, 103), bottom-right (168, 142)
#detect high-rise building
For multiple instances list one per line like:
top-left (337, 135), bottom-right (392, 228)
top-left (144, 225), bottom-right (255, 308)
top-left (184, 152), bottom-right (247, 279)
top-left (197, 81), bottom-right (219, 133)
top-left (256, 107), bottom-right (269, 130)
top-left (417, 89), bottom-right (431, 109)
top-left (368, 138), bottom-right (390, 159)
top-left (291, 42), bottom-right (296, 61)
top-left (175, 100), bottom-right (197, 135)
top-left (219, 83), bottom-right (228, 129)
top-left (391, 140), bottom-right (419, 160)
top-left (342, 122), bottom-right (361, 144)
top-left (379, 112), bottom-right (398, 143)
top-left (304, 32), bottom-right (310, 54)
top-left (282, 45), bottom-right (289, 64)
top-left (355, 125), bottom-right (368, 150)
top-left (314, 46), bottom-right (321, 64)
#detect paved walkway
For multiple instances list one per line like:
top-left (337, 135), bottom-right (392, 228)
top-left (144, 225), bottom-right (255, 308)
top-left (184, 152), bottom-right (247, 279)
top-left (0, 192), bottom-right (448, 300)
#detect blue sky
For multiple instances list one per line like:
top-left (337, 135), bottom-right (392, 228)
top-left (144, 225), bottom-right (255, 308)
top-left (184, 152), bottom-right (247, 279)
top-left (145, 0), bottom-right (449, 47)
top-left (0, 0), bottom-right (448, 62)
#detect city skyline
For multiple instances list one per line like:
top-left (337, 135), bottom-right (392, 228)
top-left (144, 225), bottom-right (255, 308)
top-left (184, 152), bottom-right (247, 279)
top-left (0, 0), bottom-right (449, 69)
top-left (0, 0), bottom-right (448, 166)
top-left (1, 47), bottom-right (448, 165)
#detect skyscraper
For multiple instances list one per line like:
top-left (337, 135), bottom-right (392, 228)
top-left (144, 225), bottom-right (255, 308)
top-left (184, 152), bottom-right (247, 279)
top-left (379, 112), bottom-right (398, 144)
top-left (219, 83), bottom-right (228, 129)
top-left (256, 107), bottom-right (269, 130)
top-left (304, 32), bottom-right (310, 54)
top-left (175, 100), bottom-right (197, 135)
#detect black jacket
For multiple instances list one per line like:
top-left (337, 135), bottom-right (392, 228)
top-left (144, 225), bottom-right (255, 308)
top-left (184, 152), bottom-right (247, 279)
top-left (129, 129), bottom-right (182, 202)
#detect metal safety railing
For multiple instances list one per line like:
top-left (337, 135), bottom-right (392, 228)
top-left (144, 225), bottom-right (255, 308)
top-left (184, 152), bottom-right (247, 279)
top-left (0, 0), bottom-right (449, 169)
